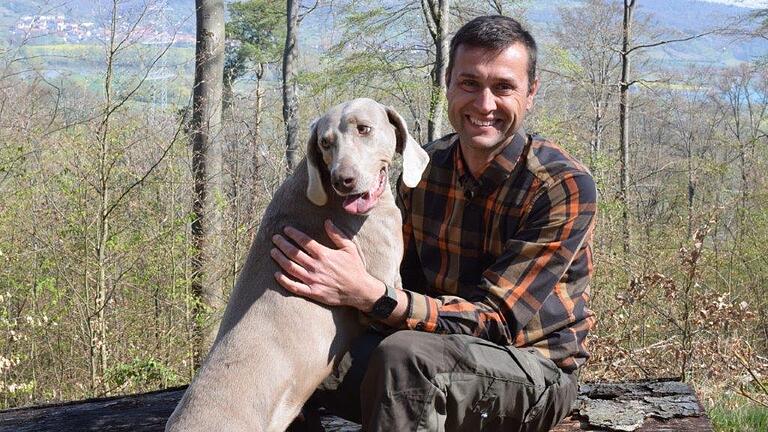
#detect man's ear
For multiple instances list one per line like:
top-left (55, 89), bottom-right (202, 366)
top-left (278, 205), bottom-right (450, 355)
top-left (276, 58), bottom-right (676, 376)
top-left (305, 119), bottom-right (328, 206)
top-left (385, 106), bottom-right (429, 188)
top-left (526, 78), bottom-right (540, 111)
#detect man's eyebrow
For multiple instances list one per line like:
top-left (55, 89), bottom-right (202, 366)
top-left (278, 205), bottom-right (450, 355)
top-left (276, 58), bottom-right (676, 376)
top-left (496, 77), bottom-right (518, 84)
top-left (457, 71), bottom-right (520, 83)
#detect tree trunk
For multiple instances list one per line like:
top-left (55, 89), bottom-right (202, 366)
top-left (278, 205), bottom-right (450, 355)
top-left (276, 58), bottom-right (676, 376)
top-left (423, 0), bottom-right (450, 142)
top-left (686, 136), bottom-right (694, 238)
top-left (222, 74), bottom-right (235, 116)
top-left (590, 108), bottom-right (603, 171)
top-left (250, 64), bottom-right (267, 225)
top-left (283, 0), bottom-right (300, 173)
top-left (190, 0), bottom-right (226, 369)
top-left (90, 0), bottom-right (121, 395)
top-left (619, 0), bottom-right (634, 254)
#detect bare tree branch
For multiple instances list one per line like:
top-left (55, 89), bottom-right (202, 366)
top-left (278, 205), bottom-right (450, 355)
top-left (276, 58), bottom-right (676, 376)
top-left (627, 30), bottom-right (716, 55)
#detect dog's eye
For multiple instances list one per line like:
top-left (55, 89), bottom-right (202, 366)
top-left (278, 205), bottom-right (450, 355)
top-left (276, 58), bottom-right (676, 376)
top-left (319, 138), bottom-right (331, 150)
top-left (357, 125), bottom-right (371, 135)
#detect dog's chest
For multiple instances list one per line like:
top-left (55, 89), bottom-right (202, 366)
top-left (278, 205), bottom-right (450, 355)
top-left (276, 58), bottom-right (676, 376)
top-left (347, 209), bottom-right (403, 284)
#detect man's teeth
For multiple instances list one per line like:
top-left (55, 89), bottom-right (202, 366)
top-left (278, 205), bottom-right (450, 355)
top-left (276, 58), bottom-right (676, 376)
top-left (469, 117), bottom-right (495, 127)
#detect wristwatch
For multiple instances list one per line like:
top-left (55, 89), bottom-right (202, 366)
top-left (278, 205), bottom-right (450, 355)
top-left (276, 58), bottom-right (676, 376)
top-left (369, 281), bottom-right (398, 319)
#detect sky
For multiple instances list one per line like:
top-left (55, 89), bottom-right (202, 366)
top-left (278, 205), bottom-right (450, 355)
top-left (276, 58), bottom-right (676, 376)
top-left (699, 0), bottom-right (768, 8)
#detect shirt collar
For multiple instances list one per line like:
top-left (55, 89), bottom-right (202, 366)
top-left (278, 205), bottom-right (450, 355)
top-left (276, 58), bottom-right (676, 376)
top-left (454, 131), bottom-right (529, 197)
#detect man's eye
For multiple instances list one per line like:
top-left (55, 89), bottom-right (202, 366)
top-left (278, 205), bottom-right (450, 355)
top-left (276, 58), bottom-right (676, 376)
top-left (495, 83), bottom-right (515, 94)
top-left (460, 80), bottom-right (479, 90)
top-left (357, 125), bottom-right (372, 135)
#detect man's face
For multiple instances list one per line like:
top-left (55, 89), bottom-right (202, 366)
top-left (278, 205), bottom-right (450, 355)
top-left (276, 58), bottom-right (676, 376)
top-left (446, 43), bottom-right (539, 158)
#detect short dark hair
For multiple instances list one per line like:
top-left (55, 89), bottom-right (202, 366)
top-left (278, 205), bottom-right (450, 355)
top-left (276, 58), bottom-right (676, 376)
top-left (447, 15), bottom-right (538, 92)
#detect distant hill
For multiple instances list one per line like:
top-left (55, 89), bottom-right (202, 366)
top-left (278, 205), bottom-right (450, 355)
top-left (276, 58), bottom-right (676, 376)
top-left (1, 0), bottom-right (765, 67)
top-left (1, 0), bottom-right (196, 43)
top-left (630, 0), bottom-right (765, 65)
top-left (1, 0), bottom-right (194, 23)
top-left (524, 0), bottom-right (766, 66)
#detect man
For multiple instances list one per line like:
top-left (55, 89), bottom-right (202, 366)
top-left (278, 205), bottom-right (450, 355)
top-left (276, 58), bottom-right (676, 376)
top-left (271, 15), bottom-right (596, 431)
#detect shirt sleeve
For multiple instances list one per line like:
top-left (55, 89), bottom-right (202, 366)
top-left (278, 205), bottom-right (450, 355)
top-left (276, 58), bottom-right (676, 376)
top-left (401, 173), bottom-right (597, 346)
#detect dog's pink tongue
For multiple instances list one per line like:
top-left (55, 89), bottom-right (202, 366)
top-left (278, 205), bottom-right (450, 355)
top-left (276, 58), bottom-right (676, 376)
top-left (343, 192), bottom-right (376, 214)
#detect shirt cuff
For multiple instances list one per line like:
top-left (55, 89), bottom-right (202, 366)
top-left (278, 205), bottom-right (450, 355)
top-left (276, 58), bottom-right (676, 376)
top-left (402, 290), bottom-right (439, 332)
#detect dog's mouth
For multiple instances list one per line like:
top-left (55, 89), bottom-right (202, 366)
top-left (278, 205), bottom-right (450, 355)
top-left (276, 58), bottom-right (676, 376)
top-left (341, 167), bottom-right (388, 215)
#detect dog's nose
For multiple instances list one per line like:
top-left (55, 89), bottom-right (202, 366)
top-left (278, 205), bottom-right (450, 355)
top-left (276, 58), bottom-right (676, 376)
top-left (331, 171), bottom-right (357, 194)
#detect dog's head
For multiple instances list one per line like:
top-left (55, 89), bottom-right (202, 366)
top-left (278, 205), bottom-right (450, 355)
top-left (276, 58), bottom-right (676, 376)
top-left (305, 98), bottom-right (429, 215)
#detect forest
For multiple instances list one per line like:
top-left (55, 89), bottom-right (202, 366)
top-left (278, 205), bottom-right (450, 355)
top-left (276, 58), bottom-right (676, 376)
top-left (0, 0), bottom-right (766, 430)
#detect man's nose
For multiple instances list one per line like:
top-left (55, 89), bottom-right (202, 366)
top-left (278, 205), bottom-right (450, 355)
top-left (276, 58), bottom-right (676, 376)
top-left (472, 87), bottom-right (496, 113)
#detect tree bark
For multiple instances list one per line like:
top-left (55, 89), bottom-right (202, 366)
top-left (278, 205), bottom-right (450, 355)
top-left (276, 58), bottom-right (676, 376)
top-left (90, 0), bottom-right (121, 395)
top-left (250, 64), bottom-right (267, 222)
top-left (422, 0), bottom-right (450, 142)
top-left (591, 110), bottom-right (602, 169)
top-left (619, 0), bottom-right (634, 254)
top-left (190, 0), bottom-right (226, 369)
top-left (283, 0), bottom-right (300, 173)
top-left (686, 134), bottom-right (694, 238)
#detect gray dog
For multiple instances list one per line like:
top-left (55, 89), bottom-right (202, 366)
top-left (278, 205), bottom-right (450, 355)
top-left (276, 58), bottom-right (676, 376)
top-left (166, 98), bottom-right (429, 431)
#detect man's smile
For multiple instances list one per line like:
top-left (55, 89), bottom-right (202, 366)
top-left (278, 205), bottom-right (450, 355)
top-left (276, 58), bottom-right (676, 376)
top-left (466, 115), bottom-right (500, 128)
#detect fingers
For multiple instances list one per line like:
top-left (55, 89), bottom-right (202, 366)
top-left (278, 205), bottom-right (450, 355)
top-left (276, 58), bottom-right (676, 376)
top-left (324, 219), bottom-right (354, 249)
top-left (274, 271), bottom-right (342, 307)
top-left (272, 233), bottom-right (313, 267)
top-left (283, 226), bottom-right (325, 257)
top-left (273, 271), bottom-right (314, 299)
top-left (270, 247), bottom-right (312, 283)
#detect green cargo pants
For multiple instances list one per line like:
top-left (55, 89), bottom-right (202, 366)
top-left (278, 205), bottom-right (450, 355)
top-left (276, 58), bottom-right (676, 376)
top-left (313, 329), bottom-right (578, 432)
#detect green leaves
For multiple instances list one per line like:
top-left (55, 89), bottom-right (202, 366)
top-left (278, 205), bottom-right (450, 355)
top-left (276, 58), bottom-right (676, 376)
top-left (106, 358), bottom-right (181, 390)
top-left (224, 0), bottom-right (286, 83)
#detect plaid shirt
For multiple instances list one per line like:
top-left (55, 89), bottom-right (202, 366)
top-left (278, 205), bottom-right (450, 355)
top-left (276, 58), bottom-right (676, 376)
top-left (397, 132), bottom-right (596, 372)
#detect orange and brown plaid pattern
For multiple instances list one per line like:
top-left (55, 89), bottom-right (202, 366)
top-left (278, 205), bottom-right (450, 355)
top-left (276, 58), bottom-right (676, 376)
top-left (397, 132), bottom-right (597, 373)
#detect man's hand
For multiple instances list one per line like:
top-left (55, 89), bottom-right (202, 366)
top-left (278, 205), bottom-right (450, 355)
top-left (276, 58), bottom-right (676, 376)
top-left (270, 219), bottom-right (382, 312)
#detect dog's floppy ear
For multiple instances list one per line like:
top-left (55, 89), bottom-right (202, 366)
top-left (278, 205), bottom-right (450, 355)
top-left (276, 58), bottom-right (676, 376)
top-left (306, 119), bottom-right (328, 206)
top-left (385, 106), bottom-right (429, 188)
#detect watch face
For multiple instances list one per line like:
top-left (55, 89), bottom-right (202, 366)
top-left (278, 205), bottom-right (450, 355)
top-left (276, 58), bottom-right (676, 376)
top-left (372, 295), bottom-right (398, 319)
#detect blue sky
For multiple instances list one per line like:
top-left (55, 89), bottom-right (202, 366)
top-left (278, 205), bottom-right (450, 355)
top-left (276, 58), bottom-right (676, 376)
top-left (699, 0), bottom-right (768, 8)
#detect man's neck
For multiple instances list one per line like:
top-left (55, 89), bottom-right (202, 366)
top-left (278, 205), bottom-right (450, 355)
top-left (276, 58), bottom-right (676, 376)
top-left (459, 141), bottom-right (509, 180)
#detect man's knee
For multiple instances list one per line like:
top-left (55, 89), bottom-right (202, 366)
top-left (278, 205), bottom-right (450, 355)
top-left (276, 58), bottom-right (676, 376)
top-left (369, 330), bottom-right (423, 366)
top-left (363, 330), bottom-right (444, 392)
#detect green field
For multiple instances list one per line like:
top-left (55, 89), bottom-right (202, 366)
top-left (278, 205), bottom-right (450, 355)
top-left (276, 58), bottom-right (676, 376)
top-left (10, 43), bottom-right (195, 106)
